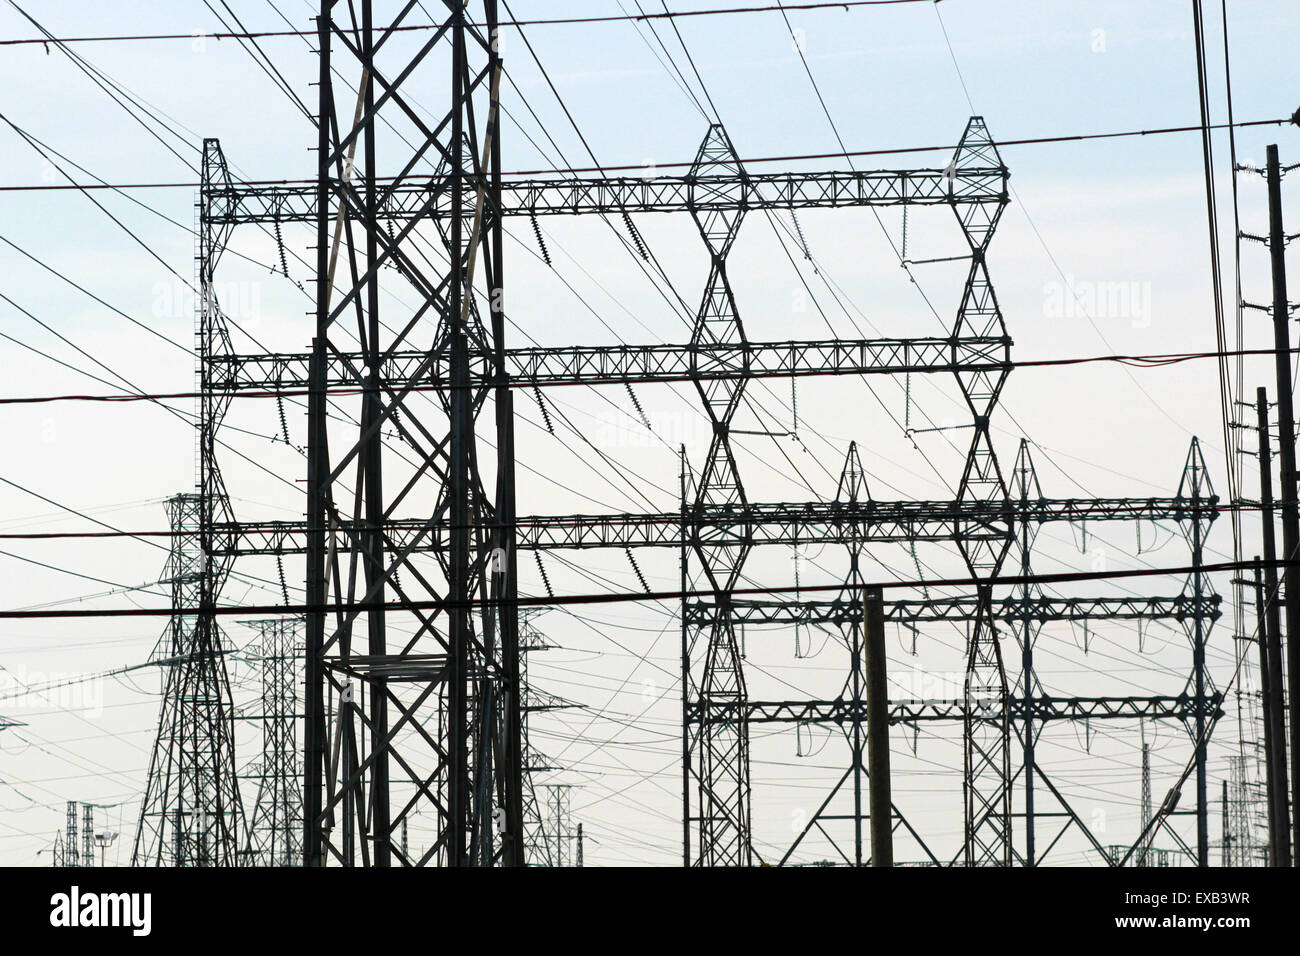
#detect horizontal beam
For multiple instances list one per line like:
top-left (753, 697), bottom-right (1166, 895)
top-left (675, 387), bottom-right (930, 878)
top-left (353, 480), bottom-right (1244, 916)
top-left (205, 166), bottom-right (1008, 225)
top-left (213, 496), bottom-right (1217, 556)
top-left (688, 695), bottom-right (1224, 726)
top-left (209, 336), bottom-right (1011, 392)
top-left (686, 595), bottom-right (1221, 627)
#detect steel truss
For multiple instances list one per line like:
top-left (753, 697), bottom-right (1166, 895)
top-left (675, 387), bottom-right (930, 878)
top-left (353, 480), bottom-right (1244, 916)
top-left (134, 494), bottom-right (244, 865)
top-left (212, 495), bottom-right (1215, 556)
top-left (195, 18), bottom-right (1222, 862)
top-left (209, 335), bottom-right (1010, 392)
top-left (205, 162), bottom-right (1006, 226)
top-left (241, 618), bottom-right (303, 866)
top-left (296, 0), bottom-right (523, 867)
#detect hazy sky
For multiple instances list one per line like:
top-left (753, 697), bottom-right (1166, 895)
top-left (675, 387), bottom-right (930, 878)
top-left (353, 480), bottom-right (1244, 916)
top-left (0, 0), bottom-right (1297, 866)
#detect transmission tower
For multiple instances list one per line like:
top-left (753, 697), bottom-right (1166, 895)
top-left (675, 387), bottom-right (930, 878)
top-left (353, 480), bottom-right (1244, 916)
top-left (64, 801), bottom-right (78, 868)
top-left (1139, 726), bottom-right (1152, 867)
top-left (519, 610), bottom-right (565, 865)
top-left (1224, 755), bottom-right (1258, 865)
top-left (243, 619), bottom-right (302, 866)
top-left (133, 494), bottom-right (244, 865)
top-left (542, 784), bottom-right (575, 868)
top-left (81, 803), bottom-right (93, 868)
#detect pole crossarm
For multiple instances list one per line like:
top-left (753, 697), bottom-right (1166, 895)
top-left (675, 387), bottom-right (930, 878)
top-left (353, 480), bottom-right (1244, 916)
top-left (208, 335), bottom-right (1012, 392)
top-left (688, 695), bottom-right (1225, 726)
top-left (205, 165), bottom-right (1009, 225)
top-left (685, 594), bottom-right (1221, 627)
top-left (213, 496), bottom-right (1218, 556)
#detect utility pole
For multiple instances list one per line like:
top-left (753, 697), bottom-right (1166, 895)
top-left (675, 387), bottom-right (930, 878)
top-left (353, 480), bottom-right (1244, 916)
top-left (1254, 386), bottom-right (1291, 864)
top-left (864, 587), bottom-right (892, 866)
top-left (577, 823), bottom-right (584, 867)
top-left (1221, 779), bottom-right (1231, 866)
top-left (1265, 143), bottom-right (1300, 865)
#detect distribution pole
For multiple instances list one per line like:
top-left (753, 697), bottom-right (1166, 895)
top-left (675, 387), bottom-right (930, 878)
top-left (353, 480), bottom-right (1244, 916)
top-left (1265, 143), bottom-right (1300, 864)
top-left (1255, 388), bottom-right (1291, 864)
top-left (864, 587), bottom-right (892, 867)
top-left (1221, 780), bottom-right (1231, 866)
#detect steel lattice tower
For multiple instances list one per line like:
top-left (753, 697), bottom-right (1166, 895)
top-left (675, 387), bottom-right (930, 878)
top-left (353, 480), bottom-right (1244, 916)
top-left (297, 0), bottom-right (523, 866)
top-left (133, 494), bottom-right (244, 865)
top-left (1176, 439), bottom-right (1215, 864)
top-left (682, 124), bottom-right (754, 868)
top-left (64, 801), bottom-right (78, 868)
top-left (81, 804), bottom-right (93, 867)
top-left (243, 619), bottom-right (302, 866)
top-left (519, 610), bottom-right (561, 865)
top-left (541, 784), bottom-right (574, 868)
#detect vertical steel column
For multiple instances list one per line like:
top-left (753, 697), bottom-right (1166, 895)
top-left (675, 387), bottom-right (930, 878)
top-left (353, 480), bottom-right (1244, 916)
top-left (946, 117), bottom-right (1014, 866)
top-left (684, 125), bottom-right (753, 866)
top-left (486, 1), bottom-right (524, 866)
top-left (302, 3), bottom-right (331, 868)
top-left (357, 0), bottom-right (391, 869)
top-left (1010, 440), bottom-right (1043, 865)
top-left (1175, 438), bottom-right (1214, 865)
top-left (863, 587), bottom-right (892, 867)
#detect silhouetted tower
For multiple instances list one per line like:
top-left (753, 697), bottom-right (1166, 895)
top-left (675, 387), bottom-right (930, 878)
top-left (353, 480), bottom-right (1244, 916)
top-left (81, 804), bottom-right (93, 868)
top-left (1139, 726), bottom-right (1152, 867)
top-left (244, 618), bottom-right (301, 866)
top-left (1175, 439), bottom-right (1215, 865)
top-left (65, 801), bottom-right (79, 868)
top-left (133, 494), bottom-right (244, 865)
top-left (543, 784), bottom-right (574, 867)
top-left (519, 611), bottom-right (558, 865)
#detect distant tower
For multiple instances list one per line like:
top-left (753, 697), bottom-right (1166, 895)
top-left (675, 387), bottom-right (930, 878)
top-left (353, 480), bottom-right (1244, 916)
top-left (543, 784), bottom-right (574, 867)
top-left (1139, 725), bottom-right (1152, 866)
top-left (65, 801), bottom-right (79, 868)
top-left (520, 611), bottom-right (567, 865)
top-left (1224, 755), bottom-right (1255, 866)
top-left (244, 618), bottom-right (302, 866)
top-left (133, 494), bottom-right (245, 866)
top-left (81, 804), bottom-right (94, 868)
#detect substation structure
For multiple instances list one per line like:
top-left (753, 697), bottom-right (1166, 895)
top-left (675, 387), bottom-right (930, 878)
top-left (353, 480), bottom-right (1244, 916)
top-left (163, 0), bottom-right (1225, 866)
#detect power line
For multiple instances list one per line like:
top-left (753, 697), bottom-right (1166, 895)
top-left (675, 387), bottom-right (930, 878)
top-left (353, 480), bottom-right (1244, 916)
top-left (0, 344), bottom-right (1289, 407)
top-left (0, 558), bottom-right (1260, 621)
top-left (0, 117), bottom-right (1289, 191)
top-left (0, 1), bottom-right (942, 48)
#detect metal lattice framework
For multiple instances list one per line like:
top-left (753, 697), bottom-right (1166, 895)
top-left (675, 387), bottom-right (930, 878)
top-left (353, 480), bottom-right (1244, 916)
top-left (242, 619), bottom-right (302, 866)
top-left (134, 494), bottom-right (244, 866)
top-left (293, 0), bottom-right (523, 867)
top-left (189, 7), bottom-right (1226, 864)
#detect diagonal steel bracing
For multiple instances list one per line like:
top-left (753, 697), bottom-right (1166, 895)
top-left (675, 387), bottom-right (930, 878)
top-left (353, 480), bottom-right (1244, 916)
top-left (298, 0), bottom-right (522, 867)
